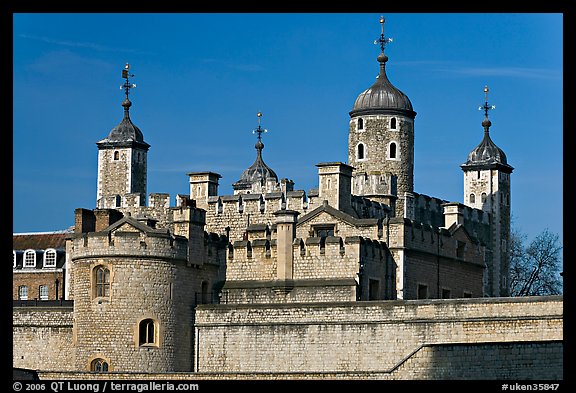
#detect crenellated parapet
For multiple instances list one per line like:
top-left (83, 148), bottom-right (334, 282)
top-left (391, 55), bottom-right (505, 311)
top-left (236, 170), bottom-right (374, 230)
top-left (69, 224), bottom-right (188, 262)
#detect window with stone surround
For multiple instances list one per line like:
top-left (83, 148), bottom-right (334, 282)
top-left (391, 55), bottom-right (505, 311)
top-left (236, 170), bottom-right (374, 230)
top-left (390, 117), bottom-right (397, 130)
top-left (113, 151), bottom-right (119, 160)
top-left (43, 249), bottom-right (57, 268)
top-left (481, 192), bottom-right (487, 203)
top-left (357, 143), bottom-right (365, 160)
top-left (24, 249), bottom-right (36, 268)
top-left (313, 224), bottom-right (335, 238)
top-left (90, 358), bottom-right (109, 372)
top-left (357, 117), bottom-right (364, 130)
top-left (139, 319), bottom-right (158, 347)
top-left (94, 265), bottom-right (110, 299)
top-left (388, 142), bottom-right (399, 160)
top-left (469, 193), bottom-right (475, 204)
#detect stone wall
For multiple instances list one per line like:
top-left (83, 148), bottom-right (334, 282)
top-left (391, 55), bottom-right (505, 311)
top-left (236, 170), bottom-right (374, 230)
top-left (193, 296), bottom-right (562, 374)
top-left (38, 340), bottom-right (562, 380)
top-left (13, 306), bottom-right (75, 371)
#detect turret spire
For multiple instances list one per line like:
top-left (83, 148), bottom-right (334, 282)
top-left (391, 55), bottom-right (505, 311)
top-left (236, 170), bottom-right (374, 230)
top-left (374, 15), bottom-right (393, 74)
top-left (479, 85), bottom-right (496, 133)
top-left (120, 63), bottom-right (137, 115)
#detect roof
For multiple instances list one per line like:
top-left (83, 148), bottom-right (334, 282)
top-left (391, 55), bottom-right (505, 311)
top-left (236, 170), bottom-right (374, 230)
top-left (233, 140), bottom-right (278, 191)
top-left (461, 120), bottom-right (513, 173)
top-left (350, 53), bottom-right (415, 118)
top-left (13, 231), bottom-right (72, 251)
top-left (96, 100), bottom-right (150, 150)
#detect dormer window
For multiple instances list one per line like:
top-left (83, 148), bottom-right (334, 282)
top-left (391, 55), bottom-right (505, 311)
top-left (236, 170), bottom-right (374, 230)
top-left (44, 249), bottom-right (57, 268)
top-left (24, 249), bottom-right (36, 268)
top-left (357, 117), bottom-right (364, 131)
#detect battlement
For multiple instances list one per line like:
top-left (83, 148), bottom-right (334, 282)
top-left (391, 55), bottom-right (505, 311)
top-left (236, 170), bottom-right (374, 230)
top-left (69, 225), bottom-right (188, 262)
top-left (207, 190), bottom-right (311, 216)
top-left (405, 192), bottom-right (490, 230)
top-left (227, 235), bottom-right (388, 283)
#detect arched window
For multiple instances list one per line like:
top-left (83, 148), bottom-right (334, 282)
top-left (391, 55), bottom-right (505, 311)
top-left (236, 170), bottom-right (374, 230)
top-left (44, 249), bottom-right (57, 268)
top-left (390, 117), bottom-right (397, 129)
top-left (469, 193), bottom-right (475, 204)
top-left (357, 117), bottom-right (364, 130)
top-left (481, 192), bottom-right (487, 203)
top-left (24, 249), bottom-right (36, 268)
top-left (113, 151), bottom-right (119, 160)
top-left (139, 319), bottom-right (157, 346)
top-left (91, 358), bottom-right (109, 372)
top-left (357, 143), bottom-right (365, 160)
top-left (95, 266), bottom-right (110, 298)
top-left (389, 142), bottom-right (397, 159)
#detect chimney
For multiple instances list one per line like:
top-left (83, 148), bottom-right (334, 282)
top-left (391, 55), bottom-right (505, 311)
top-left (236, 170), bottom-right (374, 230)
top-left (442, 202), bottom-right (465, 229)
top-left (273, 210), bottom-right (300, 281)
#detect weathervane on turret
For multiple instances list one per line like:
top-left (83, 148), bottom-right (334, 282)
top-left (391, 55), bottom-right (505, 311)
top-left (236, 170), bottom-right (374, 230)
top-left (479, 85), bottom-right (496, 119)
top-left (120, 63), bottom-right (136, 104)
top-left (479, 85), bottom-right (496, 133)
top-left (253, 111), bottom-right (268, 142)
top-left (374, 15), bottom-right (393, 54)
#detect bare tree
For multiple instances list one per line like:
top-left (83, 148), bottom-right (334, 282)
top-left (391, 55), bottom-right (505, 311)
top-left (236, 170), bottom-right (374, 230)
top-left (509, 228), bottom-right (563, 296)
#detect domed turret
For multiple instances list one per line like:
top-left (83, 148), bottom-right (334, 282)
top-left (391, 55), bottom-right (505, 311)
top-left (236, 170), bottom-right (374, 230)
top-left (232, 112), bottom-right (279, 194)
top-left (461, 87), bottom-right (513, 172)
top-left (348, 16), bottom-right (416, 218)
top-left (350, 52), bottom-right (415, 117)
top-left (98, 98), bottom-right (148, 148)
top-left (349, 18), bottom-right (415, 119)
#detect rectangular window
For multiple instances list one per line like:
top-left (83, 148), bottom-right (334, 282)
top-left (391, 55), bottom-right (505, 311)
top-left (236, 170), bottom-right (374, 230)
top-left (313, 225), bottom-right (335, 238)
top-left (441, 288), bottom-right (451, 299)
top-left (456, 241), bottom-right (466, 258)
top-left (368, 279), bottom-right (380, 300)
top-left (39, 285), bottom-right (49, 301)
top-left (18, 286), bottom-right (28, 300)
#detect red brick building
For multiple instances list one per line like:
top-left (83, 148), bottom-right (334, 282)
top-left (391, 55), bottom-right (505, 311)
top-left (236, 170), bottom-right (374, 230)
top-left (13, 231), bottom-right (71, 302)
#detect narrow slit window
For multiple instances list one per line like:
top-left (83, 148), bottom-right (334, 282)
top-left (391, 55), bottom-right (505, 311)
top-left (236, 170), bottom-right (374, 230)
top-left (389, 142), bottom-right (397, 159)
top-left (357, 143), bottom-right (365, 160)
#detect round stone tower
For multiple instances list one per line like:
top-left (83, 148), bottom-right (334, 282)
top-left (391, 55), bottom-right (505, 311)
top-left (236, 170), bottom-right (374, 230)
top-left (70, 214), bottom-right (197, 373)
top-left (348, 17), bottom-right (416, 218)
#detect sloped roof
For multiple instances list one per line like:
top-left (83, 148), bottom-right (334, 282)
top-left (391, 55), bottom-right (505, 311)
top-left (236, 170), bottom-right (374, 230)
top-left (13, 231), bottom-right (72, 251)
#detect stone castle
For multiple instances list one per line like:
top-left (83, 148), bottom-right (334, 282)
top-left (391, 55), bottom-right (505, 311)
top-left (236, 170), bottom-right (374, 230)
top-left (13, 17), bottom-right (562, 380)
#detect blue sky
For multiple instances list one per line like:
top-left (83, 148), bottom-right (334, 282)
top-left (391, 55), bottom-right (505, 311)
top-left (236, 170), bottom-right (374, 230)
top-left (12, 13), bottom-right (563, 244)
